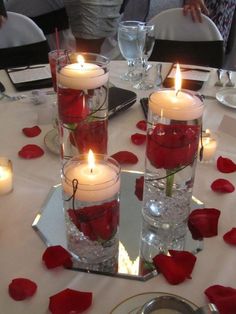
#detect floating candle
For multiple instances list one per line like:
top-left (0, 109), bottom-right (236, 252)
top-left (0, 158), bottom-right (13, 195)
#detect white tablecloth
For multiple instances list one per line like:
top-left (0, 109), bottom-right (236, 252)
top-left (0, 61), bottom-right (236, 313)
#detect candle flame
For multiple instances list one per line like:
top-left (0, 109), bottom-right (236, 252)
top-left (175, 63), bottom-right (182, 95)
top-left (77, 55), bottom-right (85, 68)
top-left (88, 149), bottom-right (95, 173)
top-left (205, 129), bottom-right (211, 136)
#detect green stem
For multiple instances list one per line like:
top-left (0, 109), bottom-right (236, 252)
top-left (166, 169), bottom-right (175, 197)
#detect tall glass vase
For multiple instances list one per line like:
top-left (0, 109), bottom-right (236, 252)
top-left (56, 52), bottom-right (109, 163)
top-left (141, 89), bottom-right (204, 262)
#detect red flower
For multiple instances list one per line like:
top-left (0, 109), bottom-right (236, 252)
top-left (205, 285), bottom-right (236, 314)
top-left (68, 200), bottom-right (119, 242)
top-left (211, 179), bottom-right (235, 193)
top-left (22, 126), bottom-right (41, 137)
top-left (49, 288), bottom-right (92, 314)
top-left (188, 208), bottom-right (220, 240)
top-left (153, 250), bottom-right (196, 285)
top-left (18, 144), bottom-right (44, 159)
top-left (217, 156), bottom-right (236, 173)
top-left (136, 120), bottom-right (147, 131)
top-left (111, 151), bottom-right (138, 164)
top-left (135, 176), bottom-right (144, 201)
top-left (58, 88), bottom-right (89, 124)
top-left (146, 124), bottom-right (200, 169)
top-left (70, 120), bottom-right (108, 154)
top-left (8, 278), bottom-right (37, 301)
top-left (223, 228), bottom-right (236, 245)
top-left (131, 133), bottom-right (146, 145)
top-left (42, 245), bottom-right (73, 269)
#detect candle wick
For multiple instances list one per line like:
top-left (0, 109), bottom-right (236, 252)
top-left (176, 89), bottom-right (180, 97)
top-left (90, 168), bottom-right (93, 174)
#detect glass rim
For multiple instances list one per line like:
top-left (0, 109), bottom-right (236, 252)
top-left (119, 20), bottom-right (145, 28)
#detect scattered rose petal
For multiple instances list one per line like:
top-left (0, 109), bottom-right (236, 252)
top-left (42, 245), bottom-right (72, 269)
top-left (22, 126), bottom-right (41, 137)
top-left (8, 278), bottom-right (37, 301)
top-left (217, 156), bottom-right (236, 173)
top-left (135, 176), bottom-right (144, 201)
top-left (205, 285), bottom-right (236, 314)
top-left (49, 288), bottom-right (92, 314)
top-left (136, 120), bottom-right (147, 131)
top-left (223, 228), bottom-right (236, 245)
top-left (131, 133), bottom-right (146, 145)
top-left (18, 144), bottom-right (44, 159)
top-left (188, 208), bottom-right (220, 240)
top-left (211, 178), bottom-right (235, 193)
top-left (111, 151), bottom-right (138, 164)
top-left (153, 250), bottom-right (196, 285)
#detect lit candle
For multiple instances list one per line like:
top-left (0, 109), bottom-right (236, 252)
top-left (57, 55), bottom-right (109, 90)
top-left (0, 158), bottom-right (13, 195)
top-left (201, 129), bottom-right (218, 162)
top-left (62, 151), bottom-right (120, 202)
top-left (149, 64), bottom-right (204, 120)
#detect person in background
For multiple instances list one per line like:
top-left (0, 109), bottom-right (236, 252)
top-left (0, 0), bottom-right (7, 27)
top-left (63, 0), bottom-right (123, 53)
top-left (3, 0), bottom-right (75, 50)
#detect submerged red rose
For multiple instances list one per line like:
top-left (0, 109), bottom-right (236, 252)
top-left (9, 278), bottom-right (37, 301)
top-left (146, 124), bottom-right (200, 169)
top-left (205, 285), bottom-right (236, 314)
top-left (42, 245), bottom-right (72, 269)
top-left (188, 208), bottom-right (220, 240)
top-left (153, 250), bottom-right (196, 285)
top-left (68, 200), bottom-right (119, 241)
top-left (211, 178), bottom-right (235, 193)
top-left (217, 156), bottom-right (236, 173)
top-left (49, 288), bottom-right (92, 314)
top-left (111, 151), bottom-right (138, 164)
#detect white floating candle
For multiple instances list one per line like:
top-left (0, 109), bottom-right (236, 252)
top-left (201, 130), bottom-right (217, 162)
top-left (62, 151), bottom-right (120, 202)
top-left (0, 158), bottom-right (13, 195)
top-left (57, 55), bottom-right (109, 90)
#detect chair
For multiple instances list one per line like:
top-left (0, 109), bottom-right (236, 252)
top-left (148, 8), bottom-right (224, 68)
top-left (0, 11), bottom-right (50, 69)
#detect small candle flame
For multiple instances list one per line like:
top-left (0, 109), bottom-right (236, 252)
top-left (205, 129), bottom-right (211, 137)
top-left (88, 149), bottom-right (95, 173)
top-left (175, 63), bottom-right (182, 95)
top-left (77, 55), bottom-right (85, 68)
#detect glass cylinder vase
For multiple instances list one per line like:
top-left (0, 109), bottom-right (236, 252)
top-left (57, 52), bottom-right (109, 163)
top-left (61, 153), bottom-right (121, 272)
top-left (141, 89), bottom-right (204, 260)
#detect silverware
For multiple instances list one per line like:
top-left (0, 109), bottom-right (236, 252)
top-left (215, 69), bottom-right (223, 87)
top-left (155, 63), bottom-right (163, 87)
top-left (7, 65), bottom-right (46, 73)
top-left (225, 70), bottom-right (235, 87)
top-left (0, 92), bottom-right (27, 101)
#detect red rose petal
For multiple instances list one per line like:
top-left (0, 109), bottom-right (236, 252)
top-left (136, 120), bottom-right (147, 131)
top-left (49, 288), bottom-right (92, 314)
top-left (153, 250), bottom-right (196, 285)
top-left (18, 144), bottom-right (44, 159)
top-left (188, 208), bottom-right (220, 240)
top-left (9, 278), bottom-right (37, 301)
top-left (131, 133), bottom-right (146, 145)
top-left (217, 156), bottom-right (236, 173)
top-left (111, 151), bottom-right (138, 164)
top-left (42, 245), bottom-right (72, 269)
top-left (135, 175), bottom-right (144, 201)
top-left (22, 126), bottom-right (41, 137)
top-left (211, 178), bottom-right (235, 193)
top-left (205, 285), bottom-right (236, 314)
top-left (223, 228), bottom-right (236, 245)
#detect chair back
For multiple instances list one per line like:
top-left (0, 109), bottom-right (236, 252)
top-left (0, 11), bottom-right (50, 68)
top-left (148, 8), bottom-right (224, 68)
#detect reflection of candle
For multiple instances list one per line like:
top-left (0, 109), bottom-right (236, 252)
top-left (0, 158), bottom-right (13, 195)
top-left (58, 55), bottom-right (108, 90)
top-left (62, 151), bottom-right (120, 202)
top-left (201, 130), bottom-right (217, 161)
top-left (149, 64), bottom-right (204, 120)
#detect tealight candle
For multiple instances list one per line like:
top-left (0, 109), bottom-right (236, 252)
top-left (62, 151), bottom-right (120, 203)
top-left (201, 130), bottom-right (218, 162)
top-left (0, 158), bottom-right (13, 195)
top-left (57, 55), bottom-right (109, 90)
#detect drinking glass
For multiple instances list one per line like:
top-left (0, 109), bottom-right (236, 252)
top-left (133, 24), bottom-right (155, 90)
top-left (118, 21), bottom-right (145, 81)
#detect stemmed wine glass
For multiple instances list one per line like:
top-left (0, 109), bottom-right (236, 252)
top-left (133, 24), bottom-right (155, 90)
top-left (118, 20), bottom-right (145, 81)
